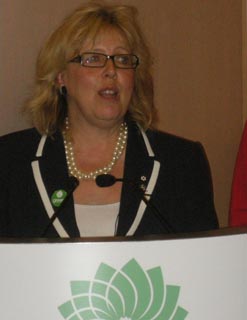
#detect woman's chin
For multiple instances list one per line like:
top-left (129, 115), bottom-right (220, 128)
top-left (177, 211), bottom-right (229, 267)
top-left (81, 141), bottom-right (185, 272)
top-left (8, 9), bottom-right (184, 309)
top-left (94, 109), bottom-right (126, 123)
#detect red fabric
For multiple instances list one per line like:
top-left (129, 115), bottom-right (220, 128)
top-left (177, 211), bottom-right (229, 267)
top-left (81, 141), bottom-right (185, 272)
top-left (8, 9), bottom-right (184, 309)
top-left (229, 121), bottom-right (247, 226)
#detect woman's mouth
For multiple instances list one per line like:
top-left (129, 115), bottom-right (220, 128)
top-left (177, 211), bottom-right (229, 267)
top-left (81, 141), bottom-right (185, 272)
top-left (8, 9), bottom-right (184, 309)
top-left (99, 88), bottom-right (119, 99)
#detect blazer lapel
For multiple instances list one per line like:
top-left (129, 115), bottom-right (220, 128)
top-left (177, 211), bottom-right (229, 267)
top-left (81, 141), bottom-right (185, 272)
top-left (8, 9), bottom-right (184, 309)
top-left (116, 123), bottom-right (158, 236)
top-left (33, 132), bottom-right (80, 237)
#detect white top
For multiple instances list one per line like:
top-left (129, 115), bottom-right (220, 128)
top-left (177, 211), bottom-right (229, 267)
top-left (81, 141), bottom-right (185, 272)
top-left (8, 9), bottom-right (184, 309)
top-left (74, 202), bottom-right (120, 237)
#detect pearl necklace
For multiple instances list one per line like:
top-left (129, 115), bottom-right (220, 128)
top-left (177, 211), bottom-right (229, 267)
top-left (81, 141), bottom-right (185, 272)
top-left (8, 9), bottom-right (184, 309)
top-left (63, 117), bottom-right (128, 180)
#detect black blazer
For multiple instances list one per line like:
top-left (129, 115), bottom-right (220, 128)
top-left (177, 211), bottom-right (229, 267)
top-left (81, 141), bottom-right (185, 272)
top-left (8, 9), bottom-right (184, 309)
top-left (0, 121), bottom-right (218, 237)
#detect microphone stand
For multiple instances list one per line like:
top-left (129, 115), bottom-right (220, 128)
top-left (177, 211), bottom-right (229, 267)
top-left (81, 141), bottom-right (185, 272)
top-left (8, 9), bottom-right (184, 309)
top-left (140, 191), bottom-right (175, 233)
top-left (96, 174), bottom-right (175, 234)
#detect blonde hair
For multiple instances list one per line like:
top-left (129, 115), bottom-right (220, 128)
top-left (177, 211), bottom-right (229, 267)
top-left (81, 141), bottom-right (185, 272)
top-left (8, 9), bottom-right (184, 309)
top-left (24, 2), bottom-right (155, 134)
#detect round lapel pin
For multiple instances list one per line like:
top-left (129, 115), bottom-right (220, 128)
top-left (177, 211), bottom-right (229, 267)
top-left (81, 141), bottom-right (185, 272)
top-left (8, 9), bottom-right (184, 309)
top-left (51, 190), bottom-right (67, 207)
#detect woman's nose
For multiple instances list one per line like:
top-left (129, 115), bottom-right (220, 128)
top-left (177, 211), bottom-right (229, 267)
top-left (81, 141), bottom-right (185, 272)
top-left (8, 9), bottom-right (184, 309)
top-left (103, 58), bottom-right (117, 78)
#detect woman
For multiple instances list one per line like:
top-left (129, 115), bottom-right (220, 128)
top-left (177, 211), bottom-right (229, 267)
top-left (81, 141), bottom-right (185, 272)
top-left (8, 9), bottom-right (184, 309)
top-left (229, 121), bottom-right (247, 226)
top-left (0, 3), bottom-right (218, 237)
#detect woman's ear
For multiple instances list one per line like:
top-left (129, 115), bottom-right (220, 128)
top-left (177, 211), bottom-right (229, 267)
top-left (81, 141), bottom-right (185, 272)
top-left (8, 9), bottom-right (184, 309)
top-left (56, 72), bottom-right (65, 86)
top-left (56, 72), bottom-right (67, 96)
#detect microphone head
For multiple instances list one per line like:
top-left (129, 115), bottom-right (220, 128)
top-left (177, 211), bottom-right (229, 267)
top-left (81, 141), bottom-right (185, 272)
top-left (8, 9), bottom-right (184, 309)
top-left (95, 174), bottom-right (116, 187)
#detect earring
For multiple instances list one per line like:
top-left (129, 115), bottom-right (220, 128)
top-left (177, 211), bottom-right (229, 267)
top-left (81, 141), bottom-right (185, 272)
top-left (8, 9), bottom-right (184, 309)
top-left (59, 85), bottom-right (67, 96)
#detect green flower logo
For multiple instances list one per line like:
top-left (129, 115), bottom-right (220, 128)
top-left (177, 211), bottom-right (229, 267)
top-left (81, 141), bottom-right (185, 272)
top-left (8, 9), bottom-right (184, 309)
top-left (58, 258), bottom-right (188, 319)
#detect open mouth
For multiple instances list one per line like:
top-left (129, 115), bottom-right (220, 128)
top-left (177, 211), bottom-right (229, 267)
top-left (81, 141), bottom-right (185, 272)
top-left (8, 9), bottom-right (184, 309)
top-left (99, 88), bottom-right (119, 98)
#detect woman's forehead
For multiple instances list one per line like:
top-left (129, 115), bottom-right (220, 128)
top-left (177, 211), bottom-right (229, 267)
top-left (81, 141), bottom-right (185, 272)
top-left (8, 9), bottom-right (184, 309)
top-left (78, 26), bottom-right (131, 51)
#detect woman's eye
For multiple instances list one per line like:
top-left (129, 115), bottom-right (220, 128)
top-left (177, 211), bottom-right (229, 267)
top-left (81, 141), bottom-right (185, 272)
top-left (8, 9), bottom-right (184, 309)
top-left (118, 56), bottom-right (130, 65)
top-left (89, 55), bottom-right (100, 62)
top-left (83, 54), bottom-right (102, 64)
top-left (85, 55), bottom-right (97, 63)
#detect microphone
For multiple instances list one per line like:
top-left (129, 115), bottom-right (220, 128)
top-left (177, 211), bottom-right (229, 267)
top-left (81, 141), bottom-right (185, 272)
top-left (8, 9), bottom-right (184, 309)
top-left (95, 174), bottom-right (174, 233)
top-left (40, 176), bottom-right (79, 237)
top-left (96, 174), bottom-right (119, 187)
top-left (95, 174), bottom-right (142, 189)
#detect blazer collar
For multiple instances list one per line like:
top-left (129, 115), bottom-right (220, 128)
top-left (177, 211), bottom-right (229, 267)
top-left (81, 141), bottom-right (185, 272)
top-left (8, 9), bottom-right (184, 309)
top-left (116, 122), bottom-right (159, 236)
top-left (32, 131), bottom-right (80, 237)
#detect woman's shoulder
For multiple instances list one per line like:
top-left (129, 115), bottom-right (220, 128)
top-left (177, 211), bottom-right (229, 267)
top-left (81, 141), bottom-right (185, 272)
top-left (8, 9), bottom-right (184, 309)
top-left (143, 127), bottom-right (209, 166)
top-left (0, 127), bottom-right (41, 147)
top-left (146, 128), bottom-right (202, 151)
top-left (0, 128), bottom-right (42, 160)
top-left (144, 127), bottom-right (210, 174)
top-left (0, 127), bottom-right (40, 140)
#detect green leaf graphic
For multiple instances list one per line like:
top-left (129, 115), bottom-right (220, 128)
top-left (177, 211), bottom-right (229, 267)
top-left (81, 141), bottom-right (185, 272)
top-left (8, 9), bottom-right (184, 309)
top-left (58, 259), bottom-right (188, 320)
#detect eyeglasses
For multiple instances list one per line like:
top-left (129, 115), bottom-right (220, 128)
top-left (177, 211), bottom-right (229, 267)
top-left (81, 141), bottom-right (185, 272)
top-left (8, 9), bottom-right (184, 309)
top-left (69, 52), bottom-right (139, 69)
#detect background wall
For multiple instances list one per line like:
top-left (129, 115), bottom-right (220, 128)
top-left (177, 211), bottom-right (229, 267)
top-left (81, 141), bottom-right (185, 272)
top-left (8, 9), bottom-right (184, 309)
top-left (0, 0), bottom-right (244, 227)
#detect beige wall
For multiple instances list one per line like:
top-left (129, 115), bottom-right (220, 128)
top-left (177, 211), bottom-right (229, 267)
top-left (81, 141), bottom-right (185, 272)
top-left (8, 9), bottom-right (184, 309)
top-left (0, 0), bottom-right (244, 227)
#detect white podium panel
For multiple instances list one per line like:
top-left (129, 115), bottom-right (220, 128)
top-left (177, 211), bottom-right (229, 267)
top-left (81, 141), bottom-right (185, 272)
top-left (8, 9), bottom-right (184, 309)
top-left (0, 231), bottom-right (246, 320)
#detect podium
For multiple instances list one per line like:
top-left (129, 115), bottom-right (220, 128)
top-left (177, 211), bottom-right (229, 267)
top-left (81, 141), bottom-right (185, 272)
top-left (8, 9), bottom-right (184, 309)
top-left (0, 227), bottom-right (246, 319)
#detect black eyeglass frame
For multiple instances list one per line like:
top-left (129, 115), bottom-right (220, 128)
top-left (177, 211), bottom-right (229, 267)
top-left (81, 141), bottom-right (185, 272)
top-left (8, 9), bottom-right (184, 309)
top-left (69, 52), bottom-right (139, 69)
